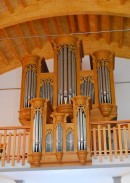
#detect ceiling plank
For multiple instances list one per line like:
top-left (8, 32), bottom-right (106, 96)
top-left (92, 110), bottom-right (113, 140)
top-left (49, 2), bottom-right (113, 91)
top-left (27, 21), bottom-right (42, 48)
top-left (41, 19), bottom-right (52, 42)
top-left (120, 0), bottom-right (125, 5)
top-left (113, 17), bottom-right (124, 47)
top-left (118, 17), bottom-right (124, 47)
top-left (101, 15), bottom-right (111, 44)
top-left (14, 25), bottom-right (31, 54)
top-left (68, 15), bottom-right (76, 33)
top-left (77, 15), bottom-right (89, 35)
top-left (19, 0), bottom-right (27, 7)
top-left (1, 29), bottom-right (20, 60)
top-left (2, 0), bottom-right (14, 13)
top-left (53, 17), bottom-right (62, 35)
top-left (0, 49), bottom-right (9, 65)
top-left (88, 15), bottom-right (99, 40)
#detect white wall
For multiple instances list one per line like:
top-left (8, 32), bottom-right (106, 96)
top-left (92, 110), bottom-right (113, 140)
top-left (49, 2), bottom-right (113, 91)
top-left (0, 67), bottom-right (22, 126)
top-left (0, 57), bottom-right (130, 127)
top-left (114, 58), bottom-right (130, 120)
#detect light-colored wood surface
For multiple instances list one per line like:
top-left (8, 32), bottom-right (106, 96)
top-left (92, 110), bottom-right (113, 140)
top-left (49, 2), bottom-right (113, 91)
top-left (0, 1), bottom-right (130, 74)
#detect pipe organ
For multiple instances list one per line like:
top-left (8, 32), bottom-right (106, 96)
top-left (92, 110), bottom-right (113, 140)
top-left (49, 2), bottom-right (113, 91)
top-left (19, 36), bottom-right (117, 167)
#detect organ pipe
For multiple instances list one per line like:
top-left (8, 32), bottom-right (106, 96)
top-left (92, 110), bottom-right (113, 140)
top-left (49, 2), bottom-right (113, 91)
top-left (56, 124), bottom-right (63, 152)
top-left (24, 65), bottom-right (37, 107)
top-left (97, 64), bottom-right (112, 104)
top-left (57, 46), bottom-right (76, 105)
top-left (30, 98), bottom-right (45, 154)
top-left (66, 132), bottom-right (74, 151)
top-left (33, 109), bottom-right (43, 152)
top-left (46, 132), bottom-right (53, 152)
top-left (77, 107), bottom-right (86, 150)
top-left (40, 79), bottom-right (53, 105)
top-left (80, 77), bottom-right (95, 104)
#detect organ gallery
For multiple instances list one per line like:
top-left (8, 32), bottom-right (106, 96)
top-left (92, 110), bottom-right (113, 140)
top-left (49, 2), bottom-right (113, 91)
top-left (19, 36), bottom-right (117, 167)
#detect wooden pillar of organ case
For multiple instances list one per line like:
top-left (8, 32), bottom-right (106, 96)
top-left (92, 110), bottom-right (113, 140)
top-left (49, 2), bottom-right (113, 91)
top-left (28, 98), bottom-right (46, 167)
top-left (19, 55), bottom-right (40, 126)
top-left (90, 50), bottom-right (117, 120)
top-left (52, 36), bottom-right (83, 118)
top-left (72, 96), bottom-right (92, 165)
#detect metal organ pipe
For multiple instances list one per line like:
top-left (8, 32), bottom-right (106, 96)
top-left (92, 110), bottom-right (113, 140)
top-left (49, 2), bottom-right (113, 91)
top-left (33, 109), bottom-right (43, 152)
top-left (40, 80), bottom-right (53, 105)
top-left (97, 64), bottom-right (112, 104)
top-left (58, 45), bottom-right (76, 105)
top-left (77, 107), bottom-right (86, 151)
top-left (56, 124), bottom-right (62, 152)
top-left (24, 65), bottom-right (37, 108)
top-left (80, 78), bottom-right (95, 104)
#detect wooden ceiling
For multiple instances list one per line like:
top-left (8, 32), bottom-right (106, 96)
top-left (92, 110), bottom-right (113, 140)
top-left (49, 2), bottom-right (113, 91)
top-left (0, 0), bottom-right (130, 74)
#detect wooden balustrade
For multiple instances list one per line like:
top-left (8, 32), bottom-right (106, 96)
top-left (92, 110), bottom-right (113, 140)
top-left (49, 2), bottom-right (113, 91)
top-left (90, 120), bottom-right (130, 162)
top-left (0, 120), bottom-right (130, 167)
top-left (0, 126), bottom-right (30, 167)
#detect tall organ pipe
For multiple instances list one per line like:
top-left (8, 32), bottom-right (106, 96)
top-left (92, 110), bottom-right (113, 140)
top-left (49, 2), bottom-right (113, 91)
top-left (24, 65), bottom-right (37, 108)
top-left (58, 46), bottom-right (76, 105)
top-left (33, 109), bottom-right (43, 152)
top-left (77, 107), bottom-right (86, 150)
top-left (97, 64), bottom-right (112, 104)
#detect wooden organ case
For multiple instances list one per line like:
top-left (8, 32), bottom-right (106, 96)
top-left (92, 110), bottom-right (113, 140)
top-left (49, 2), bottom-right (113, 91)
top-left (19, 36), bottom-right (117, 167)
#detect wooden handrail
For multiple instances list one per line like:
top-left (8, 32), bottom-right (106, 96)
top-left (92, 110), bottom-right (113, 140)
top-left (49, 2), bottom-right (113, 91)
top-left (90, 120), bottom-right (130, 125)
top-left (0, 126), bottom-right (30, 130)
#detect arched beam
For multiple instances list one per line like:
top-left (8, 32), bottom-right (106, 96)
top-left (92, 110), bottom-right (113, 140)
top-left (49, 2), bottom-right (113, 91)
top-left (1, 0), bottom-right (130, 29)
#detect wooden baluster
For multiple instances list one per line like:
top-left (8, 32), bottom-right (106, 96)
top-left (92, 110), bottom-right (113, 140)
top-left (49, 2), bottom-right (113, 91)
top-left (22, 129), bottom-right (26, 166)
top-left (17, 132), bottom-right (22, 163)
top-left (2, 130), bottom-right (7, 167)
top-left (103, 127), bottom-right (107, 158)
top-left (128, 124), bottom-right (130, 150)
top-left (12, 130), bottom-right (17, 166)
top-left (7, 133), bottom-right (12, 163)
top-left (108, 124), bottom-right (112, 162)
top-left (118, 124), bottom-right (123, 161)
top-left (98, 125), bottom-right (102, 162)
top-left (92, 128), bottom-right (97, 159)
top-left (123, 126), bottom-right (128, 158)
top-left (113, 127), bottom-right (118, 158)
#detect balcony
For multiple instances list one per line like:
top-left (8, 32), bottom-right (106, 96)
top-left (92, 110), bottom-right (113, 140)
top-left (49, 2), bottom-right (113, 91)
top-left (0, 120), bottom-right (130, 168)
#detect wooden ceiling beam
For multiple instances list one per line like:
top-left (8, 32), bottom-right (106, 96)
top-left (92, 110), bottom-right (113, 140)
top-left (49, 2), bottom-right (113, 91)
top-left (27, 21), bottom-right (42, 48)
top-left (88, 15), bottom-right (99, 40)
top-left (118, 17), bottom-right (124, 47)
top-left (15, 25), bottom-right (31, 54)
top-left (1, 29), bottom-right (20, 60)
top-left (0, 49), bottom-right (9, 65)
top-left (1, 0), bottom-right (130, 29)
top-left (2, 0), bottom-right (14, 14)
top-left (120, 0), bottom-right (125, 5)
top-left (68, 15), bottom-right (76, 33)
top-left (77, 15), bottom-right (89, 35)
top-left (101, 15), bottom-right (111, 44)
top-left (41, 19), bottom-right (52, 42)
top-left (19, 0), bottom-right (27, 7)
top-left (53, 17), bottom-right (62, 35)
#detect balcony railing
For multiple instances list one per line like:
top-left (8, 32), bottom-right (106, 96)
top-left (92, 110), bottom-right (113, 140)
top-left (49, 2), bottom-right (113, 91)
top-left (91, 120), bottom-right (130, 162)
top-left (0, 126), bottom-right (30, 167)
top-left (0, 120), bottom-right (130, 167)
